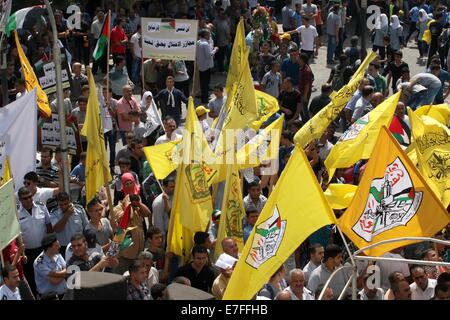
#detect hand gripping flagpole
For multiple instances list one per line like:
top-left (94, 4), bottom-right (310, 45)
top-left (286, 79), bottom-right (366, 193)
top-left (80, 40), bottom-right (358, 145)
top-left (44, 0), bottom-right (70, 194)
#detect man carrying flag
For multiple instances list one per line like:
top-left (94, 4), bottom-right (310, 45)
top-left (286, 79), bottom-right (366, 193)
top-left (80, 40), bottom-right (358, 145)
top-left (92, 10), bottom-right (109, 75)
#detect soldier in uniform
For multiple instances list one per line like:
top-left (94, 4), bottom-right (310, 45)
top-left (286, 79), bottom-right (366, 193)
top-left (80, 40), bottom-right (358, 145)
top-left (33, 233), bottom-right (67, 299)
top-left (16, 187), bottom-right (53, 296)
top-left (50, 192), bottom-right (89, 255)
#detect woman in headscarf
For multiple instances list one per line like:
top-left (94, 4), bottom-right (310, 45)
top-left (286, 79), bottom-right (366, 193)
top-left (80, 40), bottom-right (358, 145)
top-left (372, 14), bottom-right (389, 59)
top-left (417, 9), bottom-right (430, 59)
top-left (389, 15), bottom-right (404, 51)
top-left (140, 90), bottom-right (164, 146)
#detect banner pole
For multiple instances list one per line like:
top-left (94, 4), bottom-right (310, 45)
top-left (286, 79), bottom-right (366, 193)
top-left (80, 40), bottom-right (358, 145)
top-left (336, 225), bottom-right (358, 300)
top-left (43, 0), bottom-right (70, 194)
top-left (106, 10), bottom-right (111, 98)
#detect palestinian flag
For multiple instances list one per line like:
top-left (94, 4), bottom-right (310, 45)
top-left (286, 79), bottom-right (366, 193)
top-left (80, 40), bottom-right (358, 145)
top-left (5, 5), bottom-right (45, 37)
top-left (93, 13), bottom-right (110, 61)
top-left (389, 115), bottom-right (411, 147)
top-left (161, 18), bottom-right (176, 30)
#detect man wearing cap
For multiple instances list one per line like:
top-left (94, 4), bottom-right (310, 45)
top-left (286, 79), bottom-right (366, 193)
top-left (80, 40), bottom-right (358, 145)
top-left (33, 233), bottom-right (67, 299)
top-left (196, 106), bottom-right (210, 134)
top-left (16, 186), bottom-right (53, 296)
top-left (50, 192), bottom-right (89, 255)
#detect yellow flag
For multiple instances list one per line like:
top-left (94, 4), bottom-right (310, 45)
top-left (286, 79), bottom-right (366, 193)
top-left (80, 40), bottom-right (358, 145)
top-left (408, 109), bottom-right (450, 207)
top-left (80, 69), bottom-right (112, 203)
top-left (325, 91), bottom-right (401, 179)
top-left (324, 184), bottom-right (358, 210)
top-left (415, 104), bottom-right (450, 126)
top-left (14, 31), bottom-right (51, 117)
top-left (223, 146), bottom-right (337, 300)
top-left (214, 165), bottom-right (246, 261)
top-left (176, 97), bottom-right (214, 232)
top-left (294, 51), bottom-right (377, 148)
top-left (251, 90), bottom-right (280, 130)
top-left (226, 17), bottom-right (248, 97)
top-left (3, 156), bottom-right (12, 182)
top-left (222, 56), bottom-right (258, 131)
top-left (236, 114), bottom-right (284, 169)
top-left (338, 127), bottom-right (450, 256)
top-left (143, 140), bottom-right (182, 180)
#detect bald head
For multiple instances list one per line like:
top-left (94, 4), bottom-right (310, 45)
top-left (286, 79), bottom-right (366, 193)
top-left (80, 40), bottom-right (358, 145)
top-left (275, 290), bottom-right (292, 300)
top-left (123, 85), bottom-right (133, 99)
top-left (371, 92), bottom-right (385, 107)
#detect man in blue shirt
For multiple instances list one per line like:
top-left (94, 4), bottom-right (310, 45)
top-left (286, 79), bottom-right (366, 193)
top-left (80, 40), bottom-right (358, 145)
top-left (243, 209), bottom-right (260, 244)
top-left (33, 233), bottom-right (67, 299)
top-left (406, 4), bottom-right (420, 46)
top-left (281, 45), bottom-right (300, 86)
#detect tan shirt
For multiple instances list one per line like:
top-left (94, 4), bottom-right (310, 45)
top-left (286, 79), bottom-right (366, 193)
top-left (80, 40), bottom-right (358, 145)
top-left (112, 203), bottom-right (145, 260)
top-left (211, 273), bottom-right (230, 300)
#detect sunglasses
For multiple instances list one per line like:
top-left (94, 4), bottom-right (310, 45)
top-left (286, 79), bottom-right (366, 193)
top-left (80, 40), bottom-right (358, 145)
top-left (20, 195), bottom-right (33, 201)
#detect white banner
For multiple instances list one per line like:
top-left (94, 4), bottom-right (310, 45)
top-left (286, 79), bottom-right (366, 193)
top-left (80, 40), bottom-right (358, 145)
top-left (41, 114), bottom-right (78, 154)
top-left (141, 18), bottom-right (198, 61)
top-left (0, 89), bottom-right (37, 190)
top-left (0, 179), bottom-right (21, 251)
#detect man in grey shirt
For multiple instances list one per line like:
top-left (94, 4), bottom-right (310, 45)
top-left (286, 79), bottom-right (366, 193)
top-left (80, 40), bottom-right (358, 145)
top-left (282, 0), bottom-right (294, 31)
top-left (307, 244), bottom-right (351, 300)
top-left (70, 62), bottom-right (88, 104)
top-left (152, 177), bottom-right (175, 248)
top-left (326, 4), bottom-right (341, 65)
top-left (352, 85), bottom-right (375, 122)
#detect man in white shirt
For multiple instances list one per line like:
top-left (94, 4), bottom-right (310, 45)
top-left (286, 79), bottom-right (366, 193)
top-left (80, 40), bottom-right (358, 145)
top-left (155, 117), bottom-right (182, 145)
top-left (292, 16), bottom-right (319, 62)
top-left (0, 265), bottom-right (22, 300)
top-left (130, 25), bottom-right (142, 87)
top-left (303, 243), bottom-right (324, 285)
top-left (284, 269), bottom-right (314, 300)
top-left (358, 272), bottom-right (385, 300)
top-left (152, 177), bottom-right (175, 247)
top-left (410, 266), bottom-right (437, 300)
top-left (243, 179), bottom-right (267, 213)
top-left (23, 171), bottom-right (60, 205)
top-left (378, 249), bottom-right (411, 291)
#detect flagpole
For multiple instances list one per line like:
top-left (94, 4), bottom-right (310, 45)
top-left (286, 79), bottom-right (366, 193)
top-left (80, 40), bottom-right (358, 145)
top-left (43, 0), bottom-right (70, 194)
top-left (336, 225), bottom-right (358, 300)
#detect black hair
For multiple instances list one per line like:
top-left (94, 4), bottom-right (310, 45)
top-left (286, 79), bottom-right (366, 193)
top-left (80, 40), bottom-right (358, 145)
top-left (435, 283), bottom-right (449, 296)
top-left (86, 197), bottom-right (102, 211)
top-left (17, 186), bottom-right (32, 199)
top-left (323, 244), bottom-right (342, 261)
top-left (194, 232), bottom-right (210, 245)
top-left (129, 259), bottom-right (145, 273)
top-left (56, 191), bottom-right (71, 202)
top-left (281, 130), bottom-right (294, 142)
top-left (77, 95), bottom-right (88, 103)
top-left (118, 157), bottom-right (131, 166)
top-left (70, 233), bottom-right (86, 243)
top-left (437, 272), bottom-right (450, 285)
top-left (191, 245), bottom-right (208, 257)
top-left (1, 264), bottom-right (17, 279)
top-left (80, 152), bottom-right (87, 161)
top-left (213, 85), bottom-right (224, 91)
top-left (394, 50), bottom-right (403, 58)
top-left (147, 226), bottom-right (163, 239)
top-left (41, 146), bottom-right (54, 157)
top-left (246, 209), bottom-right (259, 217)
top-left (114, 55), bottom-right (125, 65)
top-left (162, 176), bottom-right (175, 186)
top-left (24, 171), bottom-right (39, 183)
top-left (362, 86), bottom-right (375, 97)
top-left (151, 283), bottom-right (167, 300)
top-left (300, 53), bottom-right (309, 63)
top-left (321, 83), bottom-right (332, 94)
top-left (309, 243), bottom-right (324, 256)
